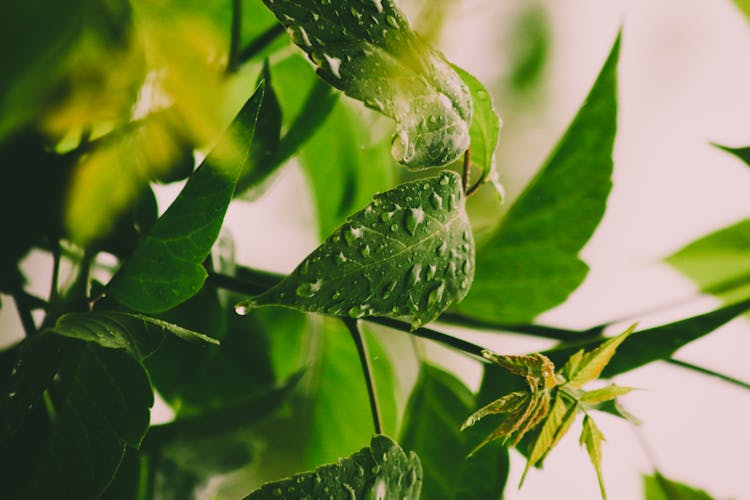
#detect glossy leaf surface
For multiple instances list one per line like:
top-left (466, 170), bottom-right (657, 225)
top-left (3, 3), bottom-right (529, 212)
top-left (237, 171), bottom-right (474, 330)
top-left (260, 0), bottom-right (472, 168)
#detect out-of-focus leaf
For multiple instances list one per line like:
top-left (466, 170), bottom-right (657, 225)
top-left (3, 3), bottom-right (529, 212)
top-left (237, 171), bottom-right (474, 330)
top-left (299, 99), bottom-right (396, 238)
top-left (260, 0), bottom-right (472, 168)
top-left (579, 384), bottom-right (634, 404)
top-left (107, 84), bottom-right (265, 313)
top-left (730, 0), bottom-right (750, 24)
top-left (244, 435), bottom-right (422, 499)
top-left (400, 364), bottom-right (509, 499)
top-left (545, 299), bottom-right (750, 378)
top-left (643, 472), bottom-right (715, 500)
top-left (714, 143), bottom-right (750, 167)
top-left (452, 65), bottom-right (501, 191)
top-left (521, 393), bottom-right (577, 485)
top-left (667, 219), bottom-right (750, 304)
top-left (507, 5), bottom-right (550, 91)
top-left (563, 324), bottom-right (635, 388)
top-left (580, 415), bottom-right (607, 498)
top-left (457, 34), bottom-right (620, 323)
top-left (20, 343), bottom-right (152, 499)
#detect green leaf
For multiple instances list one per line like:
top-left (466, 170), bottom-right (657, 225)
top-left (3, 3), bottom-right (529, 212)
top-left (580, 415), bottom-right (607, 499)
top-left (107, 82), bottom-right (265, 313)
top-left (457, 33), bottom-right (620, 323)
top-left (244, 435), bottom-right (422, 499)
top-left (521, 393), bottom-right (577, 486)
top-left (564, 324), bottom-right (636, 388)
top-left (11, 343), bottom-right (153, 499)
top-left (643, 472), bottom-right (715, 500)
top-left (48, 311), bottom-right (218, 362)
top-left (237, 171), bottom-right (474, 330)
top-left (579, 384), bottom-right (634, 404)
top-left (299, 98), bottom-right (396, 238)
top-left (714, 143), bottom-right (750, 167)
top-left (545, 299), bottom-right (750, 378)
top-left (452, 65), bottom-right (501, 191)
top-left (235, 62), bottom-right (283, 195)
top-left (461, 391), bottom-right (529, 430)
top-left (731, 0), bottom-right (750, 24)
top-left (667, 219), bottom-right (750, 304)
top-left (260, 0), bottom-right (472, 168)
top-left (400, 364), bottom-right (509, 500)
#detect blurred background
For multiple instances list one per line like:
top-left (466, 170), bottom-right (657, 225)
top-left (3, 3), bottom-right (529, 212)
top-left (2, 0), bottom-right (750, 498)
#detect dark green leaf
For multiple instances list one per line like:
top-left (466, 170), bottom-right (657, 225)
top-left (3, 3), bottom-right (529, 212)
top-left (235, 61), bottom-right (283, 195)
top-left (643, 472), bottom-right (715, 500)
top-left (0, 334), bottom-right (66, 443)
top-left (400, 364), bottom-right (509, 499)
top-left (260, 0), bottom-right (472, 168)
top-left (107, 83), bottom-right (265, 313)
top-left (545, 299), bottom-right (750, 378)
top-left (714, 143), bottom-right (750, 167)
top-left (244, 435), bottom-right (422, 499)
top-left (457, 34), bottom-right (620, 323)
top-left (452, 65), bottom-right (501, 189)
top-left (237, 171), bottom-right (474, 329)
top-left (48, 311), bottom-right (218, 362)
top-left (16, 343), bottom-right (152, 499)
top-left (667, 219), bottom-right (750, 304)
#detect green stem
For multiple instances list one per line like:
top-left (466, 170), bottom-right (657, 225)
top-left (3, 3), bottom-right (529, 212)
top-left (666, 358), bottom-right (750, 391)
top-left (236, 24), bottom-right (285, 67)
top-left (462, 148), bottom-right (471, 194)
top-left (12, 293), bottom-right (37, 337)
top-left (227, 0), bottom-right (242, 73)
top-left (343, 318), bottom-right (383, 434)
top-left (439, 312), bottom-right (605, 341)
top-left (50, 239), bottom-right (61, 303)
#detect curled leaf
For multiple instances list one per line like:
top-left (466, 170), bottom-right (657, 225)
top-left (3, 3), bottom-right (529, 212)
top-left (260, 0), bottom-right (472, 168)
top-left (236, 171), bottom-right (474, 330)
top-left (481, 351), bottom-right (557, 391)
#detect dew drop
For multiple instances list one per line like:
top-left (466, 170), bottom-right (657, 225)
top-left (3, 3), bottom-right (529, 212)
top-left (272, 487), bottom-right (282, 497)
top-left (336, 251), bottom-right (348, 264)
top-left (357, 464), bottom-right (365, 477)
top-left (435, 241), bottom-right (447, 257)
top-left (372, 464), bottom-right (381, 474)
top-left (360, 244), bottom-right (371, 258)
top-left (348, 305), bottom-right (367, 318)
top-left (380, 211), bottom-right (394, 222)
top-left (427, 282), bottom-right (445, 305)
top-left (381, 281), bottom-right (397, 300)
top-left (314, 474), bottom-right (322, 484)
top-left (425, 264), bottom-right (437, 280)
top-left (439, 174), bottom-right (450, 186)
top-left (372, 0), bottom-right (383, 13)
top-left (404, 208), bottom-right (424, 236)
top-left (462, 259), bottom-right (472, 275)
top-left (390, 223), bottom-right (398, 232)
top-left (234, 300), bottom-right (255, 316)
top-left (371, 478), bottom-right (387, 500)
top-left (344, 226), bottom-right (362, 246)
top-left (430, 192), bottom-right (443, 209)
top-left (323, 54), bottom-right (342, 78)
top-left (296, 279), bottom-right (322, 298)
top-left (408, 264), bottom-right (422, 285)
top-left (386, 15), bottom-right (399, 28)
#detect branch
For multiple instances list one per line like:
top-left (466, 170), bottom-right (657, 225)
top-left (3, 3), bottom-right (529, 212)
top-left (227, 0), bottom-right (242, 73)
top-left (666, 358), bottom-right (750, 391)
top-left (439, 312), bottom-right (605, 341)
top-left (343, 318), bottom-right (383, 434)
top-left (12, 293), bottom-right (37, 337)
top-left (236, 24), bottom-right (285, 67)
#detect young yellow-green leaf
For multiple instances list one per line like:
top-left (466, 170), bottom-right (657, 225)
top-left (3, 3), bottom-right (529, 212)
top-left (520, 394), bottom-right (577, 486)
top-left (565, 324), bottom-right (636, 388)
top-left (452, 65), bottom-right (501, 192)
top-left (731, 0), bottom-right (750, 25)
top-left (482, 351), bottom-right (557, 391)
top-left (49, 311), bottom-right (218, 362)
top-left (460, 391), bottom-right (529, 431)
top-left (236, 171), bottom-right (474, 330)
top-left (580, 415), bottom-right (607, 499)
top-left (579, 384), bottom-right (633, 404)
top-left (643, 472), bottom-right (715, 500)
top-left (260, 0), bottom-right (472, 168)
top-left (561, 349), bottom-right (585, 381)
top-left (244, 435), bottom-right (422, 499)
top-left (456, 34), bottom-right (620, 323)
top-left (107, 83), bottom-right (265, 313)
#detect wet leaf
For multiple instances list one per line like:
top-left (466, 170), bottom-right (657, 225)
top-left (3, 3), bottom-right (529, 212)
top-left (564, 324), bottom-right (636, 388)
top-left (237, 171), bottom-right (474, 330)
top-left (260, 0), bottom-right (472, 168)
top-left (107, 83), bottom-right (265, 313)
top-left (243, 435), bottom-right (422, 499)
top-left (580, 415), bottom-right (607, 499)
top-left (49, 311), bottom-right (218, 362)
top-left (457, 34), bottom-right (620, 323)
top-left (452, 65), bottom-right (501, 191)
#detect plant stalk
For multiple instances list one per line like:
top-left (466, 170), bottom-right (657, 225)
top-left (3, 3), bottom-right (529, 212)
top-left (343, 318), bottom-right (383, 434)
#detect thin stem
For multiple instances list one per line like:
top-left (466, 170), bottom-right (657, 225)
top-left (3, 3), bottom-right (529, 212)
top-left (12, 293), bottom-right (37, 337)
top-left (439, 312), bottom-right (605, 341)
top-left (343, 318), bottom-right (383, 434)
top-left (462, 148), bottom-right (471, 194)
top-left (236, 24), bottom-right (285, 67)
top-left (50, 239), bottom-right (61, 303)
top-left (227, 0), bottom-right (242, 73)
top-left (666, 358), bottom-right (750, 391)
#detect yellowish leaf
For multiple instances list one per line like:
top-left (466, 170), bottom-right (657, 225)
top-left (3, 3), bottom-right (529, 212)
top-left (461, 391), bottom-right (528, 430)
top-left (579, 384), bottom-right (634, 404)
top-left (580, 415), bottom-right (607, 499)
top-left (566, 324), bottom-right (637, 388)
top-left (562, 349), bottom-right (584, 381)
top-left (482, 350), bottom-right (557, 391)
